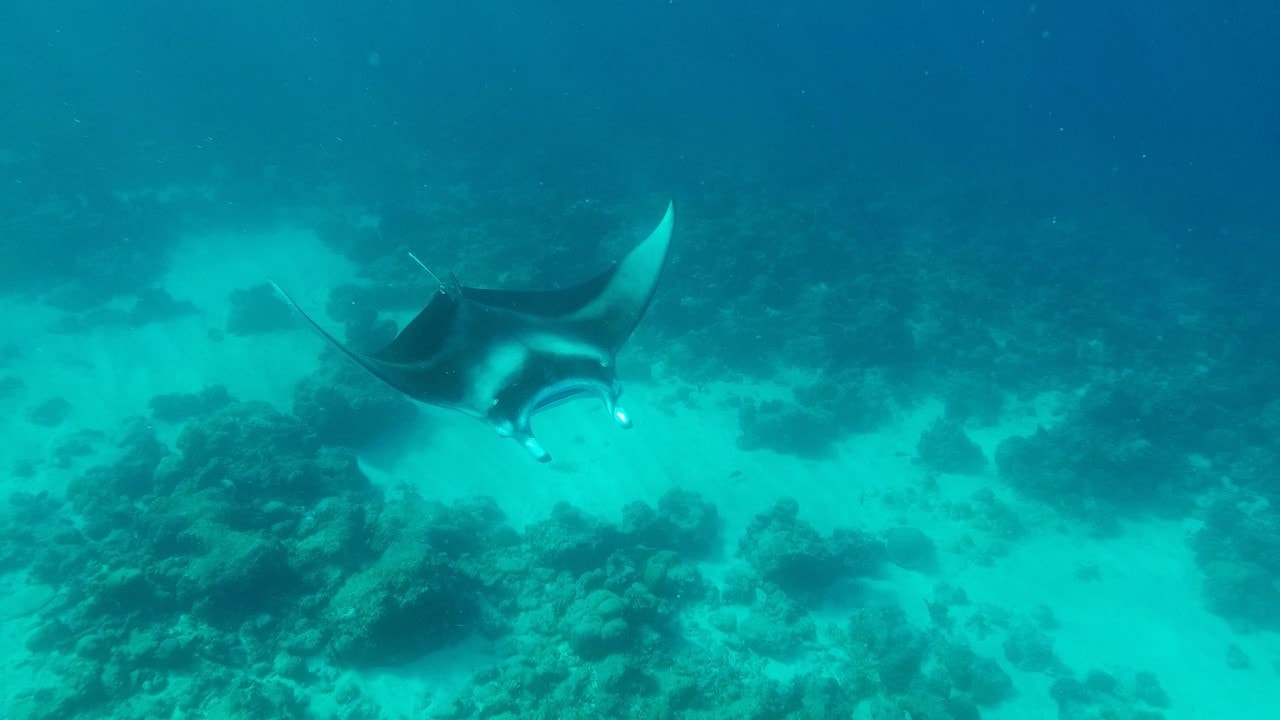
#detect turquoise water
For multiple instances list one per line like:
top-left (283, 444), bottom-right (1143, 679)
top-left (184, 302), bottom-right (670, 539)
top-left (2, 2), bottom-right (1279, 718)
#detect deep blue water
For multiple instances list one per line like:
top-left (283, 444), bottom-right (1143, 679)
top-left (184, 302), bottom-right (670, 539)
top-left (5, 2), bottom-right (1277, 226)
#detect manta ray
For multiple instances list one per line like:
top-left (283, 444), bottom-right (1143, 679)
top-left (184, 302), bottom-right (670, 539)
top-left (275, 202), bottom-right (674, 462)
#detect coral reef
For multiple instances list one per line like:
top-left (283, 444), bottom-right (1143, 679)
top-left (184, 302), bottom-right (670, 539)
top-left (738, 498), bottom-right (885, 604)
top-left (1192, 497), bottom-right (1280, 630)
top-left (226, 282), bottom-right (295, 335)
top-left (940, 372), bottom-right (1005, 427)
top-left (149, 385), bottom-right (234, 423)
top-left (292, 356), bottom-right (418, 448)
top-left (994, 371), bottom-right (1233, 517)
top-left (736, 588), bottom-right (817, 659)
top-left (942, 643), bottom-right (1013, 706)
top-left (326, 540), bottom-right (478, 664)
top-left (620, 488), bottom-right (722, 558)
top-left (0, 374), bottom-right (24, 400)
top-left (916, 418), bottom-right (986, 475)
top-left (1050, 669), bottom-right (1169, 720)
top-left (1002, 621), bottom-right (1060, 673)
top-left (563, 588), bottom-right (632, 658)
top-left (884, 526), bottom-right (937, 571)
top-left (10, 443), bottom-right (1064, 720)
top-left (0, 490), bottom-right (81, 576)
top-left (735, 370), bottom-right (893, 457)
top-left (26, 397), bottom-right (73, 427)
top-left (48, 287), bottom-right (196, 334)
top-left (846, 603), bottom-right (930, 693)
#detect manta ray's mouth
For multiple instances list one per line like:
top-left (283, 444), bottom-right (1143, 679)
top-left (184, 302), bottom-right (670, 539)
top-left (504, 376), bottom-right (632, 463)
top-left (526, 378), bottom-right (619, 417)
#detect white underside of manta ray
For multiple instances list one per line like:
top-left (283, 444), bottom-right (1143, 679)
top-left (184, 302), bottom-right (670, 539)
top-left (274, 201), bottom-right (675, 462)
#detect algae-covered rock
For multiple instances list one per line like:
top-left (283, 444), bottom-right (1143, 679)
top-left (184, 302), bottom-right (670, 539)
top-left (995, 374), bottom-right (1198, 515)
top-left (153, 401), bottom-right (372, 513)
top-left (739, 498), bottom-right (883, 603)
top-left (943, 643), bottom-right (1013, 706)
top-left (16, 396), bottom-right (422, 718)
top-left (26, 396), bottom-right (72, 427)
top-left (283, 628), bottom-right (324, 657)
top-left (73, 633), bottom-right (110, 660)
top-left (526, 502), bottom-right (622, 574)
top-left (325, 539), bottom-right (477, 665)
top-left (1132, 670), bottom-right (1170, 708)
top-left (226, 282), bottom-right (294, 335)
top-left (739, 498), bottom-right (837, 597)
top-left (656, 489), bottom-right (721, 555)
top-left (1, 490), bottom-right (83, 578)
top-left (720, 565), bottom-right (758, 605)
top-left (289, 495), bottom-right (373, 581)
top-left (19, 657), bottom-right (107, 720)
top-left (1051, 668), bottom-right (1170, 720)
top-left (272, 651), bottom-right (309, 681)
top-left (98, 566), bottom-right (150, 605)
top-left (884, 526), bottom-right (936, 571)
top-left (737, 397), bottom-right (839, 458)
top-left (621, 488), bottom-right (721, 558)
top-left (178, 522), bottom-right (297, 623)
top-left (417, 495), bottom-right (516, 561)
top-left (847, 603), bottom-right (929, 693)
top-left (70, 419), bottom-right (167, 510)
top-left (916, 418), bottom-right (987, 474)
top-left (1003, 621), bottom-right (1058, 673)
top-left (590, 653), bottom-right (656, 697)
top-left (942, 372), bottom-right (1005, 426)
top-left (737, 589), bottom-right (816, 660)
top-left (564, 588), bottom-right (630, 658)
top-left (1201, 558), bottom-right (1275, 628)
top-left (1193, 499), bottom-right (1280, 630)
top-left (206, 674), bottom-right (306, 719)
top-left (737, 371), bottom-right (893, 457)
top-left (149, 385), bottom-right (233, 423)
top-left (641, 549), bottom-right (705, 602)
top-left (292, 356), bottom-right (417, 448)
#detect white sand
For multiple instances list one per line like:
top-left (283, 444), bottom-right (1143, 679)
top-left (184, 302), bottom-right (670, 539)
top-left (1, 226), bottom-right (1276, 718)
